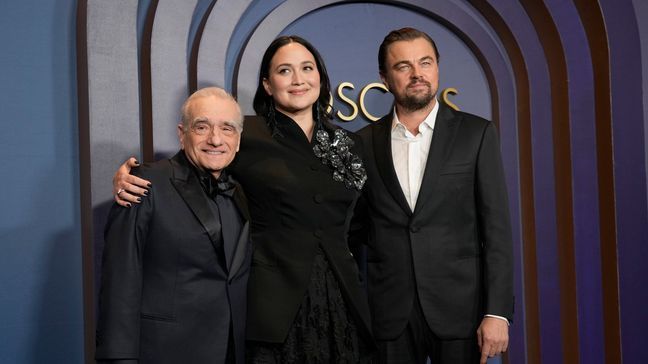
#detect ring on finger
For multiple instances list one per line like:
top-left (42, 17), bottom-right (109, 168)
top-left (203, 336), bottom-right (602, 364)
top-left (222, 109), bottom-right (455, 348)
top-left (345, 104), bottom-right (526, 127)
top-left (116, 188), bottom-right (125, 197)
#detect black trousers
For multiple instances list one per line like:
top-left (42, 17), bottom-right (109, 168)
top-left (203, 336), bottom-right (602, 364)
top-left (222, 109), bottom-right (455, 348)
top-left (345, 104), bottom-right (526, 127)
top-left (375, 299), bottom-right (480, 364)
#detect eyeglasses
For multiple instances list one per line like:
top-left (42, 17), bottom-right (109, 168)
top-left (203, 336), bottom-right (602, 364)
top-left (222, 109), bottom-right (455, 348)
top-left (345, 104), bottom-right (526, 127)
top-left (190, 121), bottom-right (238, 136)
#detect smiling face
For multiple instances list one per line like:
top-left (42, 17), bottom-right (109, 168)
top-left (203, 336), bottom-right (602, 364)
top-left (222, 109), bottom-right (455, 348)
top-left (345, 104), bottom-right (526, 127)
top-left (178, 95), bottom-right (241, 178)
top-left (262, 42), bottom-right (321, 117)
top-left (381, 37), bottom-right (439, 112)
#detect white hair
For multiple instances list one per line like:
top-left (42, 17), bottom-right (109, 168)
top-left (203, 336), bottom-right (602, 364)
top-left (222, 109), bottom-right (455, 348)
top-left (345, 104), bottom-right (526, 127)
top-left (180, 87), bottom-right (244, 131)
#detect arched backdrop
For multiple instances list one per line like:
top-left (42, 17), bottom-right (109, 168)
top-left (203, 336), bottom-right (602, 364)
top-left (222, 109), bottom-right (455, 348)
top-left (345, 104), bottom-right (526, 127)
top-left (76, 1), bottom-right (648, 363)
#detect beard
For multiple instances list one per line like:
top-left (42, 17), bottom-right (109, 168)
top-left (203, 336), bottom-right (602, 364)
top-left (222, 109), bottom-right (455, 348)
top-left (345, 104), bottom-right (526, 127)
top-left (394, 82), bottom-right (436, 112)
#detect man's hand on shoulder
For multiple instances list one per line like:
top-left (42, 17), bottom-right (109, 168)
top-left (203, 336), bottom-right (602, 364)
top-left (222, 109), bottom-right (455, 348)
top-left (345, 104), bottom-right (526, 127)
top-left (477, 316), bottom-right (509, 364)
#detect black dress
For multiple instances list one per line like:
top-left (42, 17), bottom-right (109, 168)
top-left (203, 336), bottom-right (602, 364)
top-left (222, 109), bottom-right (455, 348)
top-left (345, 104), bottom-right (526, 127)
top-left (228, 111), bottom-right (372, 363)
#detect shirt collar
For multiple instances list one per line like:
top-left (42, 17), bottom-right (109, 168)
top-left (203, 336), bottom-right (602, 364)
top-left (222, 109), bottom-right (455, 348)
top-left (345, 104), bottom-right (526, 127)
top-left (391, 99), bottom-right (439, 135)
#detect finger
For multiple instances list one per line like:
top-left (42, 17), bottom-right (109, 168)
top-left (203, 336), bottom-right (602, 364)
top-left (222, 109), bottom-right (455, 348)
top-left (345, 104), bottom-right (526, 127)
top-left (114, 195), bottom-right (132, 208)
top-left (498, 341), bottom-right (507, 354)
top-left (116, 188), bottom-right (142, 204)
top-left (494, 339), bottom-right (507, 355)
top-left (113, 188), bottom-right (132, 207)
top-left (496, 336), bottom-right (508, 354)
top-left (113, 175), bottom-right (149, 196)
top-left (489, 346), bottom-right (499, 358)
top-left (124, 174), bottom-right (151, 192)
top-left (480, 350), bottom-right (488, 364)
top-left (113, 171), bottom-right (151, 195)
top-left (480, 343), bottom-right (491, 364)
top-left (476, 329), bottom-right (483, 349)
top-left (126, 157), bottom-right (140, 168)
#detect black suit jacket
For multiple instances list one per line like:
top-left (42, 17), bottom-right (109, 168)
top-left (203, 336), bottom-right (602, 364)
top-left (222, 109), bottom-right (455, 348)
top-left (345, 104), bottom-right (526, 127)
top-left (229, 114), bottom-right (372, 344)
top-left (352, 104), bottom-right (514, 340)
top-left (96, 151), bottom-right (252, 363)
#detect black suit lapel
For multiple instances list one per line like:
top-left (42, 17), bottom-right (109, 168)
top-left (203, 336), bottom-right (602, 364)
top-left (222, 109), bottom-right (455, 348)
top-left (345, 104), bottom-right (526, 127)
top-left (228, 184), bottom-right (250, 279)
top-left (373, 113), bottom-right (413, 216)
top-left (413, 104), bottom-right (461, 215)
top-left (169, 152), bottom-right (223, 252)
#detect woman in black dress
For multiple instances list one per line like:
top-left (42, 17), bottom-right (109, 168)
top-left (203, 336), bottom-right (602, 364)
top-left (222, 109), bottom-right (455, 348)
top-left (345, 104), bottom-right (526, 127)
top-left (239, 36), bottom-right (371, 363)
top-left (113, 36), bottom-right (372, 363)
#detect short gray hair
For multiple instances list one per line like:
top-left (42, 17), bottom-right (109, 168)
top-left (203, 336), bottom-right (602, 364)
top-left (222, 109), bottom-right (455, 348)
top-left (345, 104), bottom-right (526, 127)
top-left (181, 87), bottom-right (244, 131)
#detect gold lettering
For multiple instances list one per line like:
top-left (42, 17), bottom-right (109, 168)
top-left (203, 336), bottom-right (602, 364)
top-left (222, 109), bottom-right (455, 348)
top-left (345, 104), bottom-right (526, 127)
top-left (359, 83), bottom-right (389, 121)
top-left (336, 82), bottom-right (358, 121)
top-left (441, 87), bottom-right (460, 111)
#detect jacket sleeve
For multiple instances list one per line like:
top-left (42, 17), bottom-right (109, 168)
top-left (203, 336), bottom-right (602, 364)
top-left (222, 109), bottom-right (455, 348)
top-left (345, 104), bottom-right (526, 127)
top-left (95, 176), bottom-right (153, 360)
top-left (347, 131), bottom-right (370, 260)
top-left (475, 122), bottom-right (514, 321)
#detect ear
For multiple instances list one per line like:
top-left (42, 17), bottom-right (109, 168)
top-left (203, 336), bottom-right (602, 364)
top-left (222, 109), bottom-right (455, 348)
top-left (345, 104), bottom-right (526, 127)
top-left (379, 73), bottom-right (390, 92)
top-left (262, 78), bottom-right (272, 96)
top-left (177, 123), bottom-right (185, 149)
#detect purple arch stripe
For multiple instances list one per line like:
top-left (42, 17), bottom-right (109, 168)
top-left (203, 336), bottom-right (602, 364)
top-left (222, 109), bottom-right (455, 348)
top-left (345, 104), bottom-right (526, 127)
top-left (488, 0), bottom-right (562, 362)
top-left (544, 0), bottom-right (605, 362)
top-left (599, 0), bottom-right (648, 362)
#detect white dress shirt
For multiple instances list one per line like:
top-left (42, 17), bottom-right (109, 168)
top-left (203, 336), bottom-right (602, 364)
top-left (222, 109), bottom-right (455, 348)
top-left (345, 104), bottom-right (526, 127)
top-left (390, 102), bottom-right (510, 325)
top-left (391, 101), bottom-right (438, 211)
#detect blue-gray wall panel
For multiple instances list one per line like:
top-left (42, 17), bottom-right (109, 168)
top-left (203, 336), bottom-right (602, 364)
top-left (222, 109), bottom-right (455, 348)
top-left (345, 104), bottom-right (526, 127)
top-left (0, 0), bottom-right (83, 362)
top-left (150, 0), bottom-right (199, 155)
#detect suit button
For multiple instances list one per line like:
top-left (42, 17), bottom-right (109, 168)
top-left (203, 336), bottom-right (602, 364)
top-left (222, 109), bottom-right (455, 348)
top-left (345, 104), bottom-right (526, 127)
top-left (310, 163), bottom-right (319, 171)
top-left (410, 226), bottom-right (420, 233)
top-left (314, 194), bottom-right (323, 203)
top-left (314, 229), bottom-right (323, 238)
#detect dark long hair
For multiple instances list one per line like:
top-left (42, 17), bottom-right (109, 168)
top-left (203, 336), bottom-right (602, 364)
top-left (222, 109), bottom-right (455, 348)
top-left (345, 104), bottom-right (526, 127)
top-left (253, 35), bottom-right (333, 122)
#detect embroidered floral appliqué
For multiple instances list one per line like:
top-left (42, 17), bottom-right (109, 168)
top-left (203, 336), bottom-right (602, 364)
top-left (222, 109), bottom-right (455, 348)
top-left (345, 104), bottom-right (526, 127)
top-left (313, 129), bottom-right (367, 191)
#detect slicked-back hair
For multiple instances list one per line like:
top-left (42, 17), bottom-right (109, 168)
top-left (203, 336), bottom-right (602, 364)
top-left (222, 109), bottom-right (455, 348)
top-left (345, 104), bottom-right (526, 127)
top-left (253, 35), bottom-right (332, 120)
top-left (181, 86), bottom-right (244, 132)
top-left (378, 27), bottom-right (440, 74)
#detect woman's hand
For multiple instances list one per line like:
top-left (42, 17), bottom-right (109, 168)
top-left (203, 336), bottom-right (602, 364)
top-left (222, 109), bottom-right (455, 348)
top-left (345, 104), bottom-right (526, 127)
top-left (113, 157), bottom-right (151, 207)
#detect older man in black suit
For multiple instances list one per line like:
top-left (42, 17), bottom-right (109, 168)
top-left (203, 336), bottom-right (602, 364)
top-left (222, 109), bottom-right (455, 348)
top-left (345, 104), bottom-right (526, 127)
top-left (96, 87), bottom-right (251, 364)
top-left (352, 28), bottom-right (514, 364)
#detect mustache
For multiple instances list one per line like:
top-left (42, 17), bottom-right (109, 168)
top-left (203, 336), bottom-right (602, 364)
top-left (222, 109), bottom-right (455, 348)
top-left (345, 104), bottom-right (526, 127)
top-left (407, 80), bottom-right (431, 88)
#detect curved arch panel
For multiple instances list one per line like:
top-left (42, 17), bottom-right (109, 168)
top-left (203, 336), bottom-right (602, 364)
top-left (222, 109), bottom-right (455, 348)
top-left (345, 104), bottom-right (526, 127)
top-left (599, 1), bottom-right (648, 362)
top-left (195, 0), bottom-right (252, 91)
top-left (483, 2), bottom-right (561, 363)
top-left (149, 0), bottom-right (199, 156)
top-left (80, 0), bottom-right (142, 357)
top-left (86, 0), bottom-right (142, 200)
top-left (544, 1), bottom-right (603, 362)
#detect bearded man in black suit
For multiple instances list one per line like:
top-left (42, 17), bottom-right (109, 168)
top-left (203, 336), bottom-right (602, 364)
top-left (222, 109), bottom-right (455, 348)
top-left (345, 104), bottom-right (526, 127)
top-left (96, 87), bottom-right (251, 364)
top-left (352, 28), bottom-right (514, 364)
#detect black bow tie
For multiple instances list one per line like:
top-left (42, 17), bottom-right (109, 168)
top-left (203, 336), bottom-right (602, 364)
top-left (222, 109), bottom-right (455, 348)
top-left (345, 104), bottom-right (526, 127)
top-left (199, 173), bottom-right (236, 198)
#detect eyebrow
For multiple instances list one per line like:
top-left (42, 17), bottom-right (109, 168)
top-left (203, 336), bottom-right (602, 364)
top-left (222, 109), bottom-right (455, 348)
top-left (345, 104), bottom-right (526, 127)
top-left (192, 118), bottom-right (236, 126)
top-left (393, 56), bottom-right (435, 68)
top-left (191, 117), bottom-right (209, 124)
top-left (274, 60), bottom-right (315, 69)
